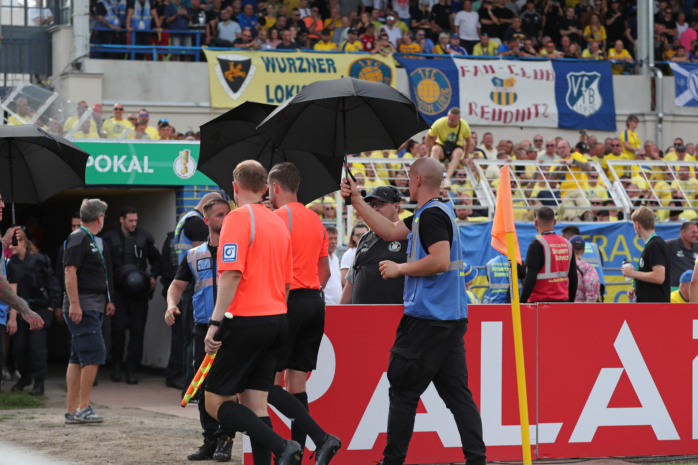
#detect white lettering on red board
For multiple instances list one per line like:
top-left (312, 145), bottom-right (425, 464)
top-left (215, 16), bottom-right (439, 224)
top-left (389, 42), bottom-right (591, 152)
top-left (569, 321), bottom-right (679, 442)
top-left (480, 322), bottom-right (562, 445)
top-left (692, 320), bottom-right (697, 440)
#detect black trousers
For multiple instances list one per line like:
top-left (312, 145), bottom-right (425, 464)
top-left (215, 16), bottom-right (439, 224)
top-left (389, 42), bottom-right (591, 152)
top-left (110, 291), bottom-right (149, 372)
top-left (165, 310), bottom-right (184, 382)
top-left (180, 283), bottom-right (195, 396)
top-left (13, 308), bottom-right (53, 379)
top-left (193, 323), bottom-right (222, 441)
top-left (383, 315), bottom-right (486, 465)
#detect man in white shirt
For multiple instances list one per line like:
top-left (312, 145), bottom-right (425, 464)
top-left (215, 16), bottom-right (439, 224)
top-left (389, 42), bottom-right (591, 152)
top-left (454, 0), bottom-right (480, 53)
top-left (379, 14), bottom-right (402, 47)
top-left (479, 132), bottom-right (498, 159)
top-left (324, 226), bottom-right (342, 305)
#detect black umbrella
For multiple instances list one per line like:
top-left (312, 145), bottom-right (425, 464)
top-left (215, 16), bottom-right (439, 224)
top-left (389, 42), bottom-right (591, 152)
top-left (199, 102), bottom-right (344, 205)
top-left (256, 77), bottom-right (430, 160)
top-left (0, 124), bottom-right (89, 223)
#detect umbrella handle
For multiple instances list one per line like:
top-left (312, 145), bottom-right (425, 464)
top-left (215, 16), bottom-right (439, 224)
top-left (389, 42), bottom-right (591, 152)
top-left (343, 160), bottom-right (356, 206)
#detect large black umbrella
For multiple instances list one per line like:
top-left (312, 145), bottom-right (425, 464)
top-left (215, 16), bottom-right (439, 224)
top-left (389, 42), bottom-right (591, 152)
top-left (256, 77), bottom-right (429, 161)
top-left (0, 124), bottom-right (89, 223)
top-left (199, 102), bottom-right (344, 204)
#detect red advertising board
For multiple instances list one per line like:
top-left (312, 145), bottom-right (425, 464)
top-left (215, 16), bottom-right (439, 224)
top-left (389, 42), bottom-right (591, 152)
top-left (242, 304), bottom-right (698, 464)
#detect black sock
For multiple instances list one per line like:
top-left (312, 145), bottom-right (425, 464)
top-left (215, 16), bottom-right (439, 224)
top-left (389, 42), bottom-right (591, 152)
top-left (217, 401), bottom-right (285, 456)
top-left (268, 386), bottom-right (327, 448)
top-left (250, 417), bottom-right (273, 465)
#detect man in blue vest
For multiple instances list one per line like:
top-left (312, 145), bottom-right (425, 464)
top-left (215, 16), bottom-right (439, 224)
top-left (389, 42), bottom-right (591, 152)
top-left (166, 197), bottom-right (233, 461)
top-left (174, 192), bottom-right (222, 393)
top-left (561, 225), bottom-right (606, 301)
top-left (93, 0), bottom-right (123, 58)
top-left (482, 254), bottom-right (510, 304)
top-left (126, 0), bottom-right (153, 59)
top-left (341, 157), bottom-right (486, 465)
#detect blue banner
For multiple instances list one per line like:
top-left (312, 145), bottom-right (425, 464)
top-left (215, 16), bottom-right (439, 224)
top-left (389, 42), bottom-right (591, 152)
top-left (460, 221), bottom-right (679, 271)
top-left (553, 60), bottom-right (616, 131)
top-left (669, 62), bottom-right (698, 106)
top-left (396, 57), bottom-right (460, 125)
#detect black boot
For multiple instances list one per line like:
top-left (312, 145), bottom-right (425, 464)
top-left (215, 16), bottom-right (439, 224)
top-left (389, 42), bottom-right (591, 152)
top-left (110, 363), bottom-right (122, 382)
top-left (11, 377), bottom-right (32, 392)
top-left (29, 378), bottom-right (44, 396)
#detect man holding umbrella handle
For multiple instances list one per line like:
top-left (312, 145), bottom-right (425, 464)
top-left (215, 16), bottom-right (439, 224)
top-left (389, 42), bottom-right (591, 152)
top-left (340, 158), bottom-right (486, 465)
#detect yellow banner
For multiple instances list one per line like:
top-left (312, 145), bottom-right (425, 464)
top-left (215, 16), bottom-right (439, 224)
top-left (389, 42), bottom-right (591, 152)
top-left (204, 49), bottom-right (397, 108)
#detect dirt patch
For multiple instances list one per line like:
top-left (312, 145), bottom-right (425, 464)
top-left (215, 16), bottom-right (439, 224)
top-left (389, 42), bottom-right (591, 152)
top-left (0, 379), bottom-right (243, 465)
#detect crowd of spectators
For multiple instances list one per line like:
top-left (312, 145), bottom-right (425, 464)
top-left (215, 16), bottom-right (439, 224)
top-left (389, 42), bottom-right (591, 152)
top-left (307, 114), bottom-right (698, 225)
top-left (6, 99), bottom-right (198, 141)
top-left (87, 0), bottom-right (698, 67)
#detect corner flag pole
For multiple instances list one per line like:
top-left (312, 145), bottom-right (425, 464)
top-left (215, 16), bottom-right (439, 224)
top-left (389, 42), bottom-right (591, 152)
top-left (491, 166), bottom-right (531, 465)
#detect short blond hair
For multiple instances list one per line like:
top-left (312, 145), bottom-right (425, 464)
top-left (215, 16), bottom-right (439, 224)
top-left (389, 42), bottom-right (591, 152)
top-left (233, 160), bottom-right (268, 194)
top-left (631, 206), bottom-right (655, 231)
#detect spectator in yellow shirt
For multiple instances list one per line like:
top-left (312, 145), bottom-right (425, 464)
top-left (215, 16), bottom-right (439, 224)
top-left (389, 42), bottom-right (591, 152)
top-left (620, 114), bottom-right (641, 158)
top-left (8, 98), bottom-right (32, 125)
top-left (602, 138), bottom-right (629, 177)
top-left (102, 103), bottom-right (134, 139)
top-left (583, 13), bottom-right (606, 51)
top-left (472, 32), bottom-right (498, 56)
top-left (608, 39), bottom-right (633, 74)
top-left (398, 30), bottom-right (421, 57)
top-left (340, 28), bottom-right (362, 51)
top-left (72, 119), bottom-right (101, 139)
top-left (313, 29), bottom-right (337, 50)
top-left (581, 40), bottom-right (605, 59)
top-left (549, 139), bottom-right (594, 221)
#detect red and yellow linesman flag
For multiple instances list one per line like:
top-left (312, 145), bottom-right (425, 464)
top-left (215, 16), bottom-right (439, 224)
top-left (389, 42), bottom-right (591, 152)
top-left (491, 165), bottom-right (522, 264)
top-left (491, 165), bottom-right (531, 465)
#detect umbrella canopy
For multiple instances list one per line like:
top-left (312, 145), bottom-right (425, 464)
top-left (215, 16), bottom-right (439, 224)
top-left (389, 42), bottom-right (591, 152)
top-left (257, 77), bottom-right (430, 159)
top-left (199, 102), bottom-right (344, 205)
top-left (0, 125), bottom-right (89, 222)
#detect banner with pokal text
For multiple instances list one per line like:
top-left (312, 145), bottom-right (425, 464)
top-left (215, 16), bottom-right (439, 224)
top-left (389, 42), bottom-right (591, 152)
top-left (397, 57), bottom-right (616, 130)
top-left (204, 49), bottom-right (397, 108)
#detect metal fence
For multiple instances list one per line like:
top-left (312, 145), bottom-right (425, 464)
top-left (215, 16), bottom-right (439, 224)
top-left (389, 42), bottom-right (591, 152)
top-left (0, 37), bottom-right (52, 88)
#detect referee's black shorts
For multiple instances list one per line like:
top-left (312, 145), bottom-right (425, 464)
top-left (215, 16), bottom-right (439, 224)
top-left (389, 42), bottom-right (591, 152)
top-left (205, 314), bottom-right (287, 396)
top-left (276, 288), bottom-right (325, 373)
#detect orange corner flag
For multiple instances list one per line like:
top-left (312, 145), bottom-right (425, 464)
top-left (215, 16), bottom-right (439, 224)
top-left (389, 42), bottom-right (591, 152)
top-left (491, 165), bottom-right (522, 264)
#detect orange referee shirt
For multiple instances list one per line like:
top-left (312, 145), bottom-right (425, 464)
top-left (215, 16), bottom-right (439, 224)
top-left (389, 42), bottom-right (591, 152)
top-left (217, 203), bottom-right (293, 317)
top-left (275, 202), bottom-right (329, 291)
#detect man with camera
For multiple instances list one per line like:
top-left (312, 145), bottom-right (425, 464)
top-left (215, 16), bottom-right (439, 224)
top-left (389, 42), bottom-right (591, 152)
top-left (102, 205), bottom-right (161, 385)
top-left (426, 107), bottom-right (473, 188)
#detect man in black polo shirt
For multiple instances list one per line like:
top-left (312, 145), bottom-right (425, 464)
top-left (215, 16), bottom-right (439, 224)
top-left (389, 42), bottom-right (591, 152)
top-left (340, 186), bottom-right (408, 305)
top-left (622, 206), bottom-right (670, 302)
top-left (63, 198), bottom-right (116, 424)
top-left (665, 221), bottom-right (698, 289)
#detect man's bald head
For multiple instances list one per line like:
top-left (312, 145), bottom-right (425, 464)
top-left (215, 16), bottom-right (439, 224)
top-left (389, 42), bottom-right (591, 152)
top-left (197, 192), bottom-right (223, 210)
top-left (411, 158), bottom-right (444, 189)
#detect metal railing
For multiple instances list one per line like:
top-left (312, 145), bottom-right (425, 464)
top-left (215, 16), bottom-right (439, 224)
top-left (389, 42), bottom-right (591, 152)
top-left (0, 38), bottom-right (52, 88)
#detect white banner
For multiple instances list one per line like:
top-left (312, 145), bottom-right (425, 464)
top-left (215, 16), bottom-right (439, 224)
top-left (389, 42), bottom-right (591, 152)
top-left (455, 59), bottom-right (558, 127)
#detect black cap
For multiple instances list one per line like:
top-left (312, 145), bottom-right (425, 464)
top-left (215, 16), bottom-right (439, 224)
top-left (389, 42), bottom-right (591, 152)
top-left (575, 141), bottom-right (588, 153)
top-left (348, 28), bottom-right (358, 34)
top-left (364, 185), bottom-right (402, 203)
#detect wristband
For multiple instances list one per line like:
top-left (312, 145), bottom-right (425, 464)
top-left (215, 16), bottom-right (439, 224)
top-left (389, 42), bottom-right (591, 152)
top-left (208, 318), bottom-right (221, 327)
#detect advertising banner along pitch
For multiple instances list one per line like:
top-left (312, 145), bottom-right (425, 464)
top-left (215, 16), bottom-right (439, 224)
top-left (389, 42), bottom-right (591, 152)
top-left (204, 50), bottom-right (397, 108)
top-left (397, 57), bottom-right (616, 131)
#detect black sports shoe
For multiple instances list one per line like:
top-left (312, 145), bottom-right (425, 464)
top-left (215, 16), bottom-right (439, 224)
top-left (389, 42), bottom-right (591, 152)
top-left (314, 434), bottom-right (341, 465)
top-left (213, 435), bottom-right (233, 462)
top-left (275, 440), bottom-right (302, 465)
top-left (187, 440), bottom-right (217, 461)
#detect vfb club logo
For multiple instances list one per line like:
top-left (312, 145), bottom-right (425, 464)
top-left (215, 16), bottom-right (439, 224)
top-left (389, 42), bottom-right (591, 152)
top-left (566, 72), bottom-right (602, 117)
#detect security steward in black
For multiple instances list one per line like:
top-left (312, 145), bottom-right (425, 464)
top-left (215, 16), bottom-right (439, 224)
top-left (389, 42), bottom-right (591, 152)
top-left (102, 205), bottom-right (161, 384)
top-left (7, 229), bottom-right (61, 396)
top-left (340, 186), bottom-right (408, 305)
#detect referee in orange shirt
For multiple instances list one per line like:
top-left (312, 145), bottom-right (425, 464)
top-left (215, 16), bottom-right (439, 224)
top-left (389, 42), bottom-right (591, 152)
top-left (267, 163), bottom-right (341, 464)
top-left (203, 160), bottom-right (301, 465)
